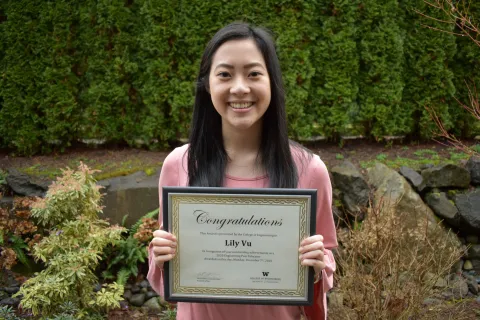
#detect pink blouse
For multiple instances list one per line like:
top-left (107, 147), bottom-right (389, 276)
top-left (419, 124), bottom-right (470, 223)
top-left (147, 144), bottom-right (337, 320)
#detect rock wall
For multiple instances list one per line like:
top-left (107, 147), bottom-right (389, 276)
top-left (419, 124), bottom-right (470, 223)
top-left (331, 156), bottom-right (480, 298)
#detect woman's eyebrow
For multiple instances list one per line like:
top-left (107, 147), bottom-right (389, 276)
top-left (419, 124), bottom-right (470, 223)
top-left (213, 62), bottom-right (266, 71)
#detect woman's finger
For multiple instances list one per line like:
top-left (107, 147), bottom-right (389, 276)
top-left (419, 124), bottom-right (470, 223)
top-left (151, 237), bottom-right (177, 248)
top-left (154, 253), bottom-right (176, 267)
top-left (298, 241), bottom-right (324, 254)
top-left (153, 229), bottom-right (176, 241)
top-left (299, 249), bottom-right (324, 261)
top-left (300, 234), bottom-right (323, 247)
top-left (153, 246), bottom-right (176, 257)
top-left (300, 258), bottom-right (326, 274)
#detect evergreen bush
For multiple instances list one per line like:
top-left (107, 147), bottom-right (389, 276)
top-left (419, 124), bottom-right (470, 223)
top-left (0, 0), bottom-right (479, 154)
top-left (13, 163), bottom-right (125, 317)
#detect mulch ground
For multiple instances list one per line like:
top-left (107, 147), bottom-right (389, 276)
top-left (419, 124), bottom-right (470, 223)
top-left (1, 139), bottom-right (478, 175)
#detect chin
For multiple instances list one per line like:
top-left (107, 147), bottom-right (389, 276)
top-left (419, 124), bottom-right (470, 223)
top-left (228, 121), bottom-right (257, 131)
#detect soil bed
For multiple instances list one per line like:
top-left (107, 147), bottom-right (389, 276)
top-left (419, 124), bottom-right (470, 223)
top-left (0, 139), bottom-right (478, 180)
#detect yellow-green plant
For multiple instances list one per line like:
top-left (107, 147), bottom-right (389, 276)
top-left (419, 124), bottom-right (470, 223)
top-left (14, 163), bottom-right (125, 317)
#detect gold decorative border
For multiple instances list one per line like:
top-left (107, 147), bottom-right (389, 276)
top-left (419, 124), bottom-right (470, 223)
top-left (169, 194), bottom-right (309, 299)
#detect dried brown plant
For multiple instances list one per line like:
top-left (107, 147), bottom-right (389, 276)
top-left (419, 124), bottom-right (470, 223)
top-left (331, 198), bottom-right (463, 320)
top-left (133, 217), bottom-right (157, 244)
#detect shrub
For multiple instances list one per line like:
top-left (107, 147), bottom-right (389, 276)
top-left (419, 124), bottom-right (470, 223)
top-left (14, 163), bottom-right (125, 317)
top-left (332, 198), bottom-right (462, 319)
top-left (101, 209), bottom-right (158, 285)
top-left (0, 197), bottom-right (41, 271)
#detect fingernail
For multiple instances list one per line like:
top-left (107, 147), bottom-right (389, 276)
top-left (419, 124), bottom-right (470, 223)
top-left (299, 255), bottom-right (303, 260)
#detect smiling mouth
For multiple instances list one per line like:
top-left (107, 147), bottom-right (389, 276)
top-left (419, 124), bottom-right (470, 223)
top-left (229, 102), bottom-right (254, 109)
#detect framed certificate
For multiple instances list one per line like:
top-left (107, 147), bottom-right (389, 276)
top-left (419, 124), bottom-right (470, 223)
top-left (163, 187), bottom-right (317, 305)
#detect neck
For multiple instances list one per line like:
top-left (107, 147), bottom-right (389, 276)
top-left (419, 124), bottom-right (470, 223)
top-left (222, 122), bottom-right (262, 156)
top-left (221, 121), bottom-right (265, 178)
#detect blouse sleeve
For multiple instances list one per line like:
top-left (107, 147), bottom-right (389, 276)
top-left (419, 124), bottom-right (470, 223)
top-left (306, 155), bottom-right (338, 319)
top-left (146, 149), bottom-right (181, 296)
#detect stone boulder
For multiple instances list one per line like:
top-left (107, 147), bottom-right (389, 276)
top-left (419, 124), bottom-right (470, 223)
top-left (129, 293), bottom-right (146, 307)
top-left (399, 166), bottom-right (425, 192)
top-left (5, 169), bottom-right (51, 197)
top-left (467, 244), bottom-right (480, 260)
top-left (466, 156), bottom-right (480, 185)
top-left (421, 164), bottom-right (470, 189)
top-left (331, 161), bottom-right (369, 214)
top-left (425, 192), bottom-right (460, 228)
top-left (454, 190), bottom-right (480, 233)
top-left (367, 162), bottom-right (437, 229)
top-left (98, 170), bottom-right (160, 227)
top-left (143, 297), bottom-right (162, 312)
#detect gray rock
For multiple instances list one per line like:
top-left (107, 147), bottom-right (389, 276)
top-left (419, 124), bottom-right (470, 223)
top-left (455, 190), bottom-right (480, 233)
top-left (129, 293), bottom-right (146, 307)
top-left (93, 283), bottom-right (102, 292)
top-left (420, 164), bottom-right (434, 170)
top-left (444, 275), bottom-right (469, 300)
top-left (139, 280), bottom-right (150, 288)
top-left (0, 297), bottom-right (20, 307)
top-left (331, 161), bottom-right (369, 214)
top-left (399, 166), bottom-right (425, 192)
top-left (145, 291), bottom-right (159, 300)
top-left (141, 287), bottom-right (148, 293)
top-left (465, 275), bottom-right (479, 295)
top-left (4, 287), bottom-right (19, 294)
top-left (421, 164), bottom-right (470, 189)
top-left (434, 277), bottom-right (448, 289)
top-left (472, 260), bottom-right (480, 274)
top-left (99, 170), bottom-right (160, 227)
top-left (466, 235), bottom-right (479, 244)
top-left (425, 192), bottom-right (460, 227)
top-left (466, 156), bottom-right (480, 185)
top-left (6, 169), bottom-right (51, 197)
top-left (467, 245), bottom-right (480, 259)
top-left (123, 290), bottom-right (132, 301)
top-left (367, 163), bottom-right (437, 229)
top-left (131, 284), bottom-right (141, 293)
top-left (143, 297), bottom-right (162, 312)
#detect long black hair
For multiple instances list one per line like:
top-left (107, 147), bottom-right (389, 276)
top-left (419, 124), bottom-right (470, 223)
top-left (188, 22), bottom-right (299, 188)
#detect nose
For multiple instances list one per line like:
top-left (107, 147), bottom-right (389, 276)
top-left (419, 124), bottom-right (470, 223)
top-left (230, 77), bottom-right (250, 95)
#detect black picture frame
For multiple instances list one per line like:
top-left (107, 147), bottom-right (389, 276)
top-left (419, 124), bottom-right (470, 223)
top-left (162, 186), bottom-right (317, 306)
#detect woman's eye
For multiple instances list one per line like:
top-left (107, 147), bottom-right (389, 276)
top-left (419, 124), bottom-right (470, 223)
top-left (217, 72), bottom-right (230, 78)
top-left (249, 71), bottom-right (262, 77)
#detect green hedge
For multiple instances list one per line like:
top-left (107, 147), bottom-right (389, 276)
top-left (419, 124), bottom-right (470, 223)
top-left (0, 0), bottom-right (479, 155)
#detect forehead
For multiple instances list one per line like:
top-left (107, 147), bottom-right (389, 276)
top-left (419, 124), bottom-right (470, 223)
top-left (211, 39), bottom-right (266, 67)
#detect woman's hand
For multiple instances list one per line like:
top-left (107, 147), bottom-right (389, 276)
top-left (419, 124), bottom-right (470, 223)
top-left (299, 234), bottom-right (325, 276)
top-left (151, 230), bottom-right (177, 269)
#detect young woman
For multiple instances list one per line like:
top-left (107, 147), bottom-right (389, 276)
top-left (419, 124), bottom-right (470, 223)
top-left (148, 22), bottom-right (337, 320)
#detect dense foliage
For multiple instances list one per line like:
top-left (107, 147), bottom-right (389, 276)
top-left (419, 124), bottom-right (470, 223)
top-left (0, 0), bottom-right (479, 154)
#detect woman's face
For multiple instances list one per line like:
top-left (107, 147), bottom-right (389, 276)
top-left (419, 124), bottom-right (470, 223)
top-left (208, 39), bottom-right (271, 133)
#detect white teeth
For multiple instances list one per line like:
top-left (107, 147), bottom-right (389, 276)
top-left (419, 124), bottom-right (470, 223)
top-left (229, 102), bottom-right (253, 109)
